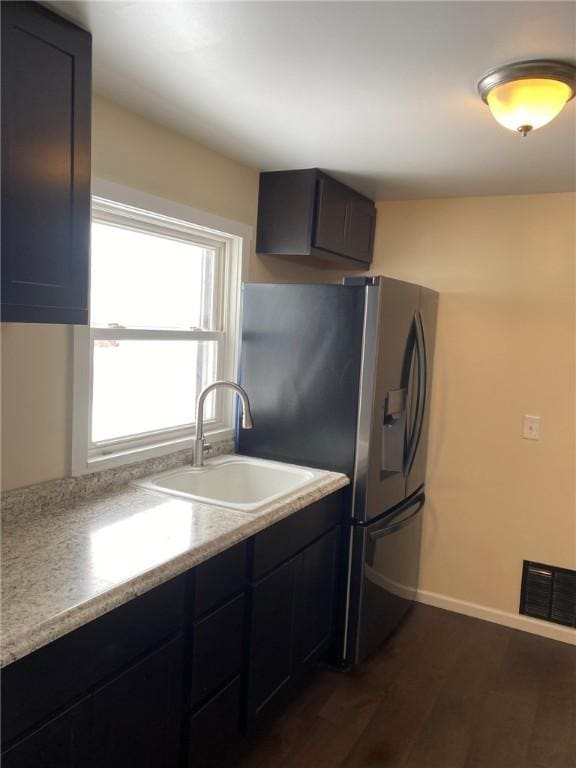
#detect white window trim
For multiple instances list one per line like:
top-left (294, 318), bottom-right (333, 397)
top-left (71, 178), bottom-right (252, 476)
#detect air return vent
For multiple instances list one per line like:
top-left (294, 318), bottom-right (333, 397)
top-left (520, 561), bottom-right (576, 628)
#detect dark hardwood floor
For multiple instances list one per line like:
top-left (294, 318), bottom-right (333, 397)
top-left (236, 605), bottom-right (576, 768)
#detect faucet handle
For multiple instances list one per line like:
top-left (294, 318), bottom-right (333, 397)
top-left (202, 438), bottom-right (212, 457)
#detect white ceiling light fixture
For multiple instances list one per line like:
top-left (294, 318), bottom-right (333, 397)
top-left (478, 60), bottom-right (576, 137)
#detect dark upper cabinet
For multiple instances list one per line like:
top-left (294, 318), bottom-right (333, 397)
top-left (256, 168), bottom-right (376, 268)
top-left (346, 194), bottom-right (378, 263)
top-left (314, 174), bottom-right (350, 255)
top-left (1, 2), bottom-right (91, 324)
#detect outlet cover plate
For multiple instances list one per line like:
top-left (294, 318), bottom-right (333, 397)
top-left (522, 415), bottom-right (541, 440)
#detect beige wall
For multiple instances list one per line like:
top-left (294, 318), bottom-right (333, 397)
top-left (256, 193), bottom-right (576, 614)
top-left (1, 324), bottom-right (73, 491)
top-left (2, 94), bottom-right (574, 621)
top-left (92, 96), bottom-right (258, 227)
top-left (370, 194), bottom-right (576, 614)
top-left (1, 95), bottom-right (260, 491)
top-left (0, 96), bottom-right (359, 490)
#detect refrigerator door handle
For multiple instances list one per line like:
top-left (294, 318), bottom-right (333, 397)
top-left (368, 492), bottom-right (426, 541)
top-left (404, 311), bottom-right (427, 475)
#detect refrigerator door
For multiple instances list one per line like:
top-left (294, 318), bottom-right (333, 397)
top-left (406, 287), bottom-right (439, 497)
top-left (350, 277), bottom-right (421, 522)
top-left (347, 490), bottom-right (425, 664)
top-left (238, 283), bottom-right (365, 476)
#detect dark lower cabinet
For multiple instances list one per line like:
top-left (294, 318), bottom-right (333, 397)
top-left (91, 636), bottom-right (184, 768)
top-left (1, 575), bottom-right (186, 749)
top-left (295, 527), bottom-right (339, 669)
top-left (3, 637), bottom-right (183, 768)
top-left (246, 526), bottom-right (340, 723)
top-left (186, 676), bottom-right (242, 768)
top-left (247, 556), bottom-right (299, 720)
top-left (2, 698), bottom-right (91, 768)
top-left (189, 594), bottom-right (245, 709)
top-left (1, 493), bottom-right (344, 767)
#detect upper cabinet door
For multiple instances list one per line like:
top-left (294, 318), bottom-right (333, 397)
top-left (345, 195), bottom-right (376, 264)
top-left (1, 2), bottom-right (91, 324)
top-left (256, 169), bottom-right (376, 268)
top-left (313, 175), bottom-right (350, 256)
top-left (314, 175), bottom-right (375, 265)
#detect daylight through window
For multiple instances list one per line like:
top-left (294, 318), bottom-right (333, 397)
top-left (73, 195), bottom-right (242, 471)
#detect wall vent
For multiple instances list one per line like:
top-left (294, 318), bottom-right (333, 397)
top-left (520, 561), bottom-right (576, 628)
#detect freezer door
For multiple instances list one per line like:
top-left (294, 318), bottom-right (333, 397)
top-left (353, 277), bottom-right (421, 522)
top-left (238, 283), bottom-right (365, 475)
top-left (406, 287), bottom-right (438, 497)
top-left (348, 490), bottom-right (425, 665)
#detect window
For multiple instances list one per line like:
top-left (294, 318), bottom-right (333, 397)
top-left (72, 182), bottom-right (249, 475)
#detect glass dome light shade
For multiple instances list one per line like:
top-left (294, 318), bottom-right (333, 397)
top-left (486, 78), bottom-right (573, 133)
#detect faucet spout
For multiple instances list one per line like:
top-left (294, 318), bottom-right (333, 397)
top-left (241, 405), bottom-right (254, 430)
top-left (194, 381), bottom-right (253, 467)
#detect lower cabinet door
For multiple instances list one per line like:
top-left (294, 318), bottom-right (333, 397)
top-left (2, 697), bottom-right (92, 768)
top-left (187, 676), bottom-right (241, 768)
top-left (294, 527), bottom-right (339, 669)
top-left (246, 527), bottom-right (340, 725)
top-left (246, 555), bottom-right (298, 721)
top-left (91, 635), bottom-right (184, 768)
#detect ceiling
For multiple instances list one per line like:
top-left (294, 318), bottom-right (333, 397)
top-left (49, 1), bottom-right (576, 200)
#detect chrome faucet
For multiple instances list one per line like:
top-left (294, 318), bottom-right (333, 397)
top-left (194, 381), bottom-right (253, 467)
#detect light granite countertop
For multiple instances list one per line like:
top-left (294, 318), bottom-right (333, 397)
top-left (1, 461), bottom-right (349, 668)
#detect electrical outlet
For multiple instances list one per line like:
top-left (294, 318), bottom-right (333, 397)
top-left (522, 415), bottom-right (541, 441)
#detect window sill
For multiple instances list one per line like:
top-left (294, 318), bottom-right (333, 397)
top-left (73, 427), bottom-right (235, 476)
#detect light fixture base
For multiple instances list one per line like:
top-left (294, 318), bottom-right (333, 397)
top-left (478, 59), bottom-right (576, 103)
top-left (517, 125), bottom-right (533, 137)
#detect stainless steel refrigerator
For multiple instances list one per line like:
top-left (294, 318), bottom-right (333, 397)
top-left (238, 276), bottom-right (438, 665)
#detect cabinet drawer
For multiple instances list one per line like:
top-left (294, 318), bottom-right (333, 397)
top-left (187, 676), bottom-right (241, 768)
top-left (1, 575), bottom-right (185, 747)
top-left (189, 594), bottom-right (245, 709)
top-left (251, 491), bottom-right (343, 580)
top-left (192, 540), bottom-right (247, 618)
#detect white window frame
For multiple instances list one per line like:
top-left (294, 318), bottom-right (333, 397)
top-left (71, 179), bottom-right (252, 476)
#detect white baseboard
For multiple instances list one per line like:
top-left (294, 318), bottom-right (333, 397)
top-left (417, 589), bottom-right (576, 646)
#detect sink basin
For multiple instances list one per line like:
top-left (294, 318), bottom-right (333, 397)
top-left (135, 455), bottom-right (327, 512)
